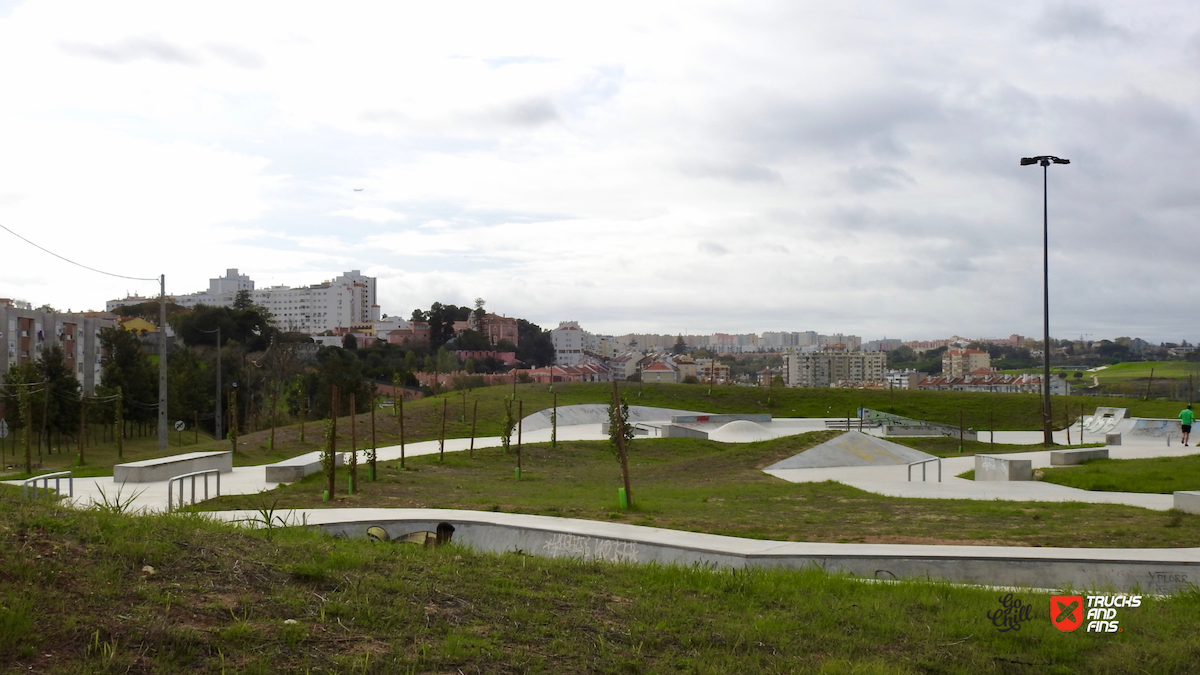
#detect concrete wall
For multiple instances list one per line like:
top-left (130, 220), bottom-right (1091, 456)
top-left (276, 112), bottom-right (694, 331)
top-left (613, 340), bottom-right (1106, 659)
top-left (309, 509), bottom-right (1200, 594)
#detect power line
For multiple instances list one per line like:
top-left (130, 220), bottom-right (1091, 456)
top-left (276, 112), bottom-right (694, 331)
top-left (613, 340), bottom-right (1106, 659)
top-left (0, 221), bottom-right (158, 282)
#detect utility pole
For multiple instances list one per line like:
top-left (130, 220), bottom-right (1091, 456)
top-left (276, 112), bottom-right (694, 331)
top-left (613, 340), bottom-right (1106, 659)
top-left (158, 273), bottom-right (168, 450)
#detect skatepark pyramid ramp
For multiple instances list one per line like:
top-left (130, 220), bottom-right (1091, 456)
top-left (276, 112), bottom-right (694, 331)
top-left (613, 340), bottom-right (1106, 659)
top-left (764, 431), bottom-right (936, 470)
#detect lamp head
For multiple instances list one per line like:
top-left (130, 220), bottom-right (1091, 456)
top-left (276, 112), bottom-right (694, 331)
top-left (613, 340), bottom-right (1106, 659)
top-left (1021, 155), bottom-right (1070, 166)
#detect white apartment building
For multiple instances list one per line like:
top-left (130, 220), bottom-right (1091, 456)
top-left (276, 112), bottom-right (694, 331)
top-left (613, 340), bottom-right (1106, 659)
top-left (109, 269), bottom-right (380, 335)
top-left (552, 321), bottom-right (596, 366)
top-left (785, 350), bottom-right (886, 388)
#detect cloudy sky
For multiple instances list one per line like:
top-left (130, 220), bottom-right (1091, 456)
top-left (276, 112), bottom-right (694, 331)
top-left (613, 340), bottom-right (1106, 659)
top-left (1, 1), bottom-right (1198, 343)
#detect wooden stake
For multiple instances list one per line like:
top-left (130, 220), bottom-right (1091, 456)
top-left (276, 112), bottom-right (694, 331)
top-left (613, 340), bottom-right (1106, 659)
top-left (470, 399), bottom-right (478, 458)
top-left (370, 396), bottom-right (377, 480)
top-left (439, 398), bottom-right (447, 461)
top-left (329, 386), bottom-right (338, 499)
top-left (77, 398), bottom-right (85, 464)
top-left (349, 393), bottom-right (357, 492)
top-left (399, 388), bottom-right (406, 469)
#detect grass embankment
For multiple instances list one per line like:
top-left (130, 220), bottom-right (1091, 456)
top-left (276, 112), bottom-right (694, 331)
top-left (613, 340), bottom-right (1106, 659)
top-left (1092, 362), bottom-right (1200, 386)
top-left (2, 383), bottom-right (1178, 481)
top-left (3, 493), bottom-right (1199, 674)
top-left (204, 431), bottom-right (1200, 549)
top-left (1040, 456), bottom-right (1200, 494)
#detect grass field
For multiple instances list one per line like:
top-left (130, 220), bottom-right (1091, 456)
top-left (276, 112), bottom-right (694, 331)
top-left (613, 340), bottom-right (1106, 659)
top-left (1039, 455), bottom-right (1200, 494)
top-left (201, 432), bottom-right (1200, 549)
top-left (3, 492), bottom-right (1199, 674)
top-left (1, 382), bottom-right (1183, 481)
top-left (1091, 362), bottom-right (1200, 385)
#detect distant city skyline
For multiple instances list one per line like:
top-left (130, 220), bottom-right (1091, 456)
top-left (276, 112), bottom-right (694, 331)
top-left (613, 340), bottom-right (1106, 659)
top-left (3, 2), bottom-right (1199, 344)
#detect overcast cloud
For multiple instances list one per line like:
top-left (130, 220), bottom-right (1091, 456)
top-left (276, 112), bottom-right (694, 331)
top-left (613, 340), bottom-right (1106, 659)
top-left (1, 0), bottom-right (1199, 343)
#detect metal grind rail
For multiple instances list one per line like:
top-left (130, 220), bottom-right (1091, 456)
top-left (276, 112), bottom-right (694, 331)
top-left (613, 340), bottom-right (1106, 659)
top-left (907, 457), bottom-right (942, 482)
top-left (23, 471), bottom-right (73, 499)
top-left (168, 469), bottom-right (221, 510)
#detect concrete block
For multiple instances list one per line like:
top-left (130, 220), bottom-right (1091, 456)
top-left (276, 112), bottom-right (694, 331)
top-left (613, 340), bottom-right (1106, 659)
top-left (113, 451), bottom-right (233, 483)
top-left (1106, 433), bottom-right (1122, 446)
top-left (661, 424), bottom-right (709, 440)
top-left (264, 451), bottom-right (343, 483)
top-left (1050, 448), bottom-right (1110, 466)
top-left (1175, 491), bottom-right (1200, 515)
top-left (975, 454), bottom-right (1032, 481)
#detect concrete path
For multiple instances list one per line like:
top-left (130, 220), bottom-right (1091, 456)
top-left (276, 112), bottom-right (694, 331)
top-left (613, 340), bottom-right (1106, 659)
top-left (202, 507), bottom-right (1200, 593)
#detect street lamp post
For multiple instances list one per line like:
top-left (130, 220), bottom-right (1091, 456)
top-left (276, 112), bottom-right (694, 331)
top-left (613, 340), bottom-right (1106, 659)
top-left (1021, 155), bottom-right (1070, 446)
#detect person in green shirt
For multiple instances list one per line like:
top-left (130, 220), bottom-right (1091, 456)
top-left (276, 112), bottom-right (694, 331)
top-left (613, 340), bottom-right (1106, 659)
top-left (1181, 405), bottom-right (1195, 446)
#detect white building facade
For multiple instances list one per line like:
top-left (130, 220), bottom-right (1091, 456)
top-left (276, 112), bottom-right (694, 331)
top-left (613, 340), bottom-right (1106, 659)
top-left (109, 269), bottom-right (380, 335)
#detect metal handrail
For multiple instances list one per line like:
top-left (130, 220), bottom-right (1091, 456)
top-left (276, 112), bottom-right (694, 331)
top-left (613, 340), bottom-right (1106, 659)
top-left (631, 423), bottom-right (661, 436)
top-left (167, 469), bottom-right (221, 510)
top-left (907, 457), bottom-right (942, 482)
top-left (23, 471), bottom-right (73, 499)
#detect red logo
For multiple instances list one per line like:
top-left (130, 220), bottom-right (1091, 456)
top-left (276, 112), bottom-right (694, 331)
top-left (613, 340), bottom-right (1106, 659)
top-left (1051, 596), bottom-right (1084, 632)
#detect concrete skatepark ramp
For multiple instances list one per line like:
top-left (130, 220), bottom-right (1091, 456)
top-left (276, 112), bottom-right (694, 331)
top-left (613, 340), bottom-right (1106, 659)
top-left (1079, 408), bottom-right (1181, 439)
top-left (708, 420), bottom-right (772, 443)
top-left (520, 404), bottom-right (704, 432)
top-left (1083, 407), bottom-right (1128, 434)
top-left (764, 431), bottom-right (935, 470)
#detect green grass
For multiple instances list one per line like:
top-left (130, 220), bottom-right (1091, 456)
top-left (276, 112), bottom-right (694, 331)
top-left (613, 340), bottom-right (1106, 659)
top-left (1040, 455), bottom-right (1200, 494)
top-left (3, 491), bottom-right (1200, 674)
top-left (1092, 362), bottom-right (1200, 386)
top-left (203, 432), bottom-right (1200, 549)
top-left (2, 382), bottom-right (1180, 480)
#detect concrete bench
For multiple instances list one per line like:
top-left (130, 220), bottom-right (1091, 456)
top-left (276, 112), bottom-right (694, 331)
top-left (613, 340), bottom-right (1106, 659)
top-left (113, 451), bottom-right (232, 483)
top-left (975, 454), bottom-right (1032, 481)
top-left (1175, 491), bottom-right (1200, 515)
top-left (264, 451), bottom-right (343, 483)
top-left (1050, 448), bottom-right (1109, 466)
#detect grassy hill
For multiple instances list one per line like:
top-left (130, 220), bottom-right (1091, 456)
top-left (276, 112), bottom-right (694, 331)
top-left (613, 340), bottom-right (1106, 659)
top-left (1091, 361), bottom-right (1200, 385)
top-left (3, 491), bottom-right (1199, 673)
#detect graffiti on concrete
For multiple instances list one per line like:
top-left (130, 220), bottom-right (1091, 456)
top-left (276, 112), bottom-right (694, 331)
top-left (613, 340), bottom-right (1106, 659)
top-left (541, 533), bottom-right (639, 563)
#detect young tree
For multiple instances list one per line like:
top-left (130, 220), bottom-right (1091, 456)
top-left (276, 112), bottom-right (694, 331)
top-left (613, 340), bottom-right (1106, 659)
top-left (608, 380), bottom-right (635, 507)
top-left (500, 398), bottom-right (517, 454)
